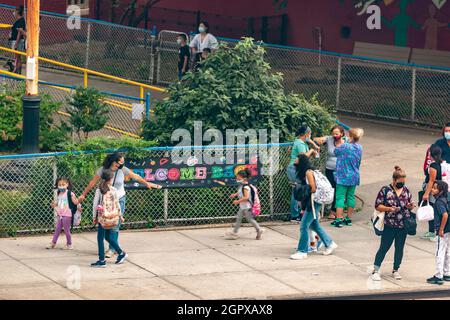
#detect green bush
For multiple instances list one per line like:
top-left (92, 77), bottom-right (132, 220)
top-left (142, 38), bottom-right (336, 145)
top-left (0, 83), bottom-right (70, 152)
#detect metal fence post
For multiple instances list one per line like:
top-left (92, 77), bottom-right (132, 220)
top-left (411, 68), bottom-right (417, 121)
top-left (145, 92), bottom-right (151, 120)
top-left (269, 148), bottom-right (275, 218)
top-left (85, 22), bottom-right (91, 69)
top-left (164, 188), bottom-right (169, 225)
top-left (336, 57), bottom-right (342, 110)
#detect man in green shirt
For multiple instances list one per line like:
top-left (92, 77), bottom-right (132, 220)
top-left (287, 126), bottom-right (318, 221)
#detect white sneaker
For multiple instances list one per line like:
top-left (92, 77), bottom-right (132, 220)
top-left (63, 244), bottom-right (74, 250)
top-left (105, 250), bottom-right (115, 258)
top-left (224, 232), bottom-right (239, 240)
top-left (429, 236), bottom-right (437, 243)
top-left (372, 271), bottom-right (381, 281)
top-left (322, 242), bottom-right (338, 256)
top-left (256, 228), bottom-right (265, 240)
top-left (46, 242), bottom-right (56, 250)
top-left (290, 252), bottom-right (308, 260)
top-left (392, 271), bottom-right (402, 280)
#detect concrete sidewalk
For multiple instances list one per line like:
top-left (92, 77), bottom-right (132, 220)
top-left (0, 116), bottom-right (448, 300)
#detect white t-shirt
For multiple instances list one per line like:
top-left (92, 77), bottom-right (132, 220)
top-left (189, 33), bottom-right (219, 52)
top-left (238, 185), bottom-right (252, 210)
top-left (96, 167), bottom-right (131, 199)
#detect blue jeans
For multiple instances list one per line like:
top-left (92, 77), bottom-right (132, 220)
top-left (287, 165), bottom-right (300, 219)
top-left (297, 202), bottom-right (333, 253)
top-left (109, 196), bottom-right (126, 253)
top-left (97, 224), bottom-right (123, 261)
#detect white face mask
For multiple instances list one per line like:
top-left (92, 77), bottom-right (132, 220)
top-left (199, 27), bottom-right (206, 33)
top-left (177, 39), bottom-right (182, 45)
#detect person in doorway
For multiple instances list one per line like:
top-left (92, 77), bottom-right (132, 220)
top-left (426, 181), bottom-right (450, 285)
top-left (177, 34), bottom-right (190, 80)
top-left (314, 125), bottom-right (347, 219)
top-left (79, 153), bottom-right (161, 258)
top-left (421, 145), bottom-right (443, 242)
top-left (371, 166), bottom-right (415, 281)
top-left (331, 128), bottom-right (364, 228)
top-left (189, 21), bottom-right (218, 68)
top-left (287, 126), bottom-right (319, 223)
top-left (290, 154), bottom-right (338, 260)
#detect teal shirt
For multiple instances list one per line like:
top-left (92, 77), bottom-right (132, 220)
top-left (289, 139), bottom-right (309, 165)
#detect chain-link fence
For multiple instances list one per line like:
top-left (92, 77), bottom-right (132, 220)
top-left (1, 4), bottom-right (448, 127)
top-left (1, 74), bottom-right (147, 138)
top-left (0, 144), bottom-right (328, 237)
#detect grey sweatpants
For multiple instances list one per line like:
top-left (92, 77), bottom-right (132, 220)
top-left (435, 233), bottom-right (450, 279)
top-left (233, 209), bottom-right (261, 233)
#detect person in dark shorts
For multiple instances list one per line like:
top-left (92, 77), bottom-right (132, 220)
top-left (177, 34), bottom-right (190, 80)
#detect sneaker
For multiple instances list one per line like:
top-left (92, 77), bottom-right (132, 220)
top-left (427, 276), bottom-right (444, 285)
top-left (343, 217), bottom-right (352, 226)
top-left (105, 250), bottom-right (115, 258)
top-left (371, 271), bottom-right (381, 281)
top-left (224, 232), bottom-right (239, 240)
top-left (421, 232), bottom-right (436, 239)
top-left (46, 242), bottom-right (56, 249)
top-left (308, 246), bottom-right (317, 253)
top-left (317, 240), bottom-right (324, 251)
top-left (331, 219), bottom-right (343, 228)
top-left (91, 260), bottom-right (106, 268)
top-left (63, 244), bottom-right (74, 250)
top-left (429, 236), bottom-right (437, 242)
top-left (290, 252), bottom-right (307, 260)
top-left (256, 228), bottom-right (265, 240)
top-left (443, 275), bottom-right (450, 282)
top-left (115, 252), bottom-right (128, 264)
top-left (392, 271), bottom-right (402, 280)
top-left (290, 217), bottom-right (302, 224)
top-left (323, 242), bottom-right (338, 256)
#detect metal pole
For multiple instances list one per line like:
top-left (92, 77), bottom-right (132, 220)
top-left (22, 0), bottom-right (41, 154)
top-left (411, 68), bottom-right (416, 121)
top-left (269, 148), bottom-right (275, 218)
top-left (336, 57), bottom-right (342, 110)
top-left (85, 22), bottom-right (91, 69)
top-left (164, 189), bottom-right (169, 225)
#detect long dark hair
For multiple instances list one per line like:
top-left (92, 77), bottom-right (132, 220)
top-left (295, 154), bottom-right (315, 181)
top-left (237, 168), bottom-right (252, 181)
top-left (54, 177), bottom-right (73, 194)
top-left (99, 170), bottom-right (114, 195)
top-left (430, 144), bottom-right (443, 164)
top-left (199, 21), bottom-right (210, 33)
top-left (102, 152), bottom-right (125, 169)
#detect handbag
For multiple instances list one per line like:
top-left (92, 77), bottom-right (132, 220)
top-left (371, 187), bottom-right (388, 236)
top-left (417, 201), bottom-right (434, 222)
top-left (404, 212), bottom-right (417, 236)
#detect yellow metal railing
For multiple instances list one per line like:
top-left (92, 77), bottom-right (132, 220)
top-left (0, 23), bottom-right (11, 28)
top-left (0, 45), bottom-right (167, 99)
top-left (0, 68), bottom-right (140, 138)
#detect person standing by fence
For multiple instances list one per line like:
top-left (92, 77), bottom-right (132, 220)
top-left (331, 128), bottom-right (364, 228)
top-left (287, 126), bottom-right (319, 222)
top-left (371, 166), bottom-right (415, 281)
top-left (79, 153), bottom-right (161, 258)
top-left (314, 125), bottom-right (347, 219)
top-left (189, 21), bottom-right (218, 69)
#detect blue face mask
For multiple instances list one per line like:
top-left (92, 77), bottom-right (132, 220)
top-left (199, 27), bottom-right (206, 33)
top-left (445, 132), bottom-right (450, 141)
top-left (58, 187), bottom-right (67, 193)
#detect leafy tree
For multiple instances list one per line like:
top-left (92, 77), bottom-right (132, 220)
top-left (67, 87), bottom-right (109, 141)
top-left (0, 83), bottom-right (70, 152)
top-left (141, 38), bottom-right (335, 145)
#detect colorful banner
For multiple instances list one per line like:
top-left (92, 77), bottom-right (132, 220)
top-left (124, 156), bottom-right (262, 189)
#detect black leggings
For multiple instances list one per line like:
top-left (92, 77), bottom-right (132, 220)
top-left (325, 169), bottom-right (337, 211)
top-left (374, 225), bottom-right (407, 271)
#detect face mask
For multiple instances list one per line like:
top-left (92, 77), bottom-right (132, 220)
top-left (236, 179), bottom-right (244, 184)
top-left (199, 27), bottom-right (206, 33)
top-left (445, 132), bottom-right (450, 141)
top-left (395, 182), bottom-right (405, 189)
top-left (334, 136), bottom-right (342, 141)
top-left (118, 164), bottom-right (124, 170)
top-left (177, 39), bottom-right (182, 45)
top-left (58, 187), bottom-right (67, 193)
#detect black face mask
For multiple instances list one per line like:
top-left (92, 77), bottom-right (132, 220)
top-left (395, 182), bottom-right (405, 189)
top-left (118, 163), bottom-right (124, 170)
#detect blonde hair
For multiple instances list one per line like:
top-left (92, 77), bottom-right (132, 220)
top-left (393, 166), bottom-right (406, 180)
top-left (349, 128), bottom-right (364, 143)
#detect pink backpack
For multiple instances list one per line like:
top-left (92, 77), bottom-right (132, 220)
top-left (247, 184), bottom-right (261, 216)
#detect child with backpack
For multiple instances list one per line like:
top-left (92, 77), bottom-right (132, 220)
top-left (225, 169), bottom-right (264, 240)
top-left (91, 170), bottom-right (127, 268)
top-left (47, 177), bottom-right (79, 250)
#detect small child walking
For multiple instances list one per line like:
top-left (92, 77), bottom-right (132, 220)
top-left (427, 181), bottom-right (450, 285)
top-left (47, 177), bottom-right (79, 250)
top-left (91, 170), bottom-right (127, 268)
top-left (225, 169), bottom-right (264, 240)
